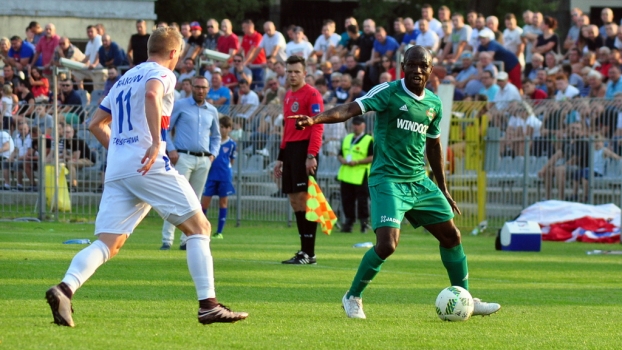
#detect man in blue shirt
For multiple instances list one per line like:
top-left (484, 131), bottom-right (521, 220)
top-left (400, 17), bottom-right (420, 50)
top-left (161, 76), bottom-right (221, 250)
top-left (8, 36), bottom-right (41, 71)
top-left (372, 27), bottom-right (399, 62)
top-left (206, 69), bottom-right (231, 114)
top-left (478, 70), bottom-right (499, 101)
top-left (97, 35), bottom-right (127, 68)
top-left (477, 28), bottom-right (522, 90)
top-left (605, 65), bottom-right (622, 100)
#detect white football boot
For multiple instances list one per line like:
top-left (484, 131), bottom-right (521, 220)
top-left (342, 292), bottom-right (366, 319)
top-left (472, 298), bottom-right (501, 316)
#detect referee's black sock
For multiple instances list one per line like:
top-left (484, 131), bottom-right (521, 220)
top-left (295, 211), bottom-right (317, 257)
top-left (302, 220), bottom-right (317, 257)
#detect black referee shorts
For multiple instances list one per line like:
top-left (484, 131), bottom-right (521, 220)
top-left (281, 140), bottom-right (319, 194)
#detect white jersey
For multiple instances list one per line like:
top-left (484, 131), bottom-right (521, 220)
top-left (100, 61), bottom-right (177, 182)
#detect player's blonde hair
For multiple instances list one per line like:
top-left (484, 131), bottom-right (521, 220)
top-left (147, 27), bottom-right (182, 57)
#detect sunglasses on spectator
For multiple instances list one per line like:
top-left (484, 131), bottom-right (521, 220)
top-left (193, 85), bottom-right (209, 89)
top-left (233, 60), bottom-right (242, 63)
top-left (61, 84), bottom-right (72, 87)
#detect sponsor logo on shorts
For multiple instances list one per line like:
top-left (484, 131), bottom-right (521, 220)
top-left (397, 118), bottom-right (428, 134)
top-left (380, 215), bottom-right (400, 224)
top-left (296, 182), bottom-right (306, 186)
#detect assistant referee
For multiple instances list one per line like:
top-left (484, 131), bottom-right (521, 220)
top-left (273, 55), bottom-right (324, 265)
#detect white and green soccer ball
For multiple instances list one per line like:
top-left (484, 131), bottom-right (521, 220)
top-left (435, 286), bottom-right (474, 321)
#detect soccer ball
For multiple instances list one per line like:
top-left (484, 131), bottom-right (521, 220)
top-left (435, 286), bottom-right (474, 321)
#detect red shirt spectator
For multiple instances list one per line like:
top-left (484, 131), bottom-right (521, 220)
top-left (34, 24), bottom-right (60, 69)
top-left (218, 34), bottom-right (239, 56)
top-left (529, 89), bottom-right (548, 99)
top-left (241, 20), bottom-right (266, 65)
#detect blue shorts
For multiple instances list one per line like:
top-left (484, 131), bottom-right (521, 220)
top-left (203, 180), bottom-right (235, 197)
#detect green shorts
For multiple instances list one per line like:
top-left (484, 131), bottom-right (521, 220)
top-left (369, 177), bottom-right (454, 231)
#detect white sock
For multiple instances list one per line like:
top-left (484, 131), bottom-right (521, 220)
top-left (186, 234), bottom-right (216, 300)
top-left (61, 240), bottom-right (110, 293)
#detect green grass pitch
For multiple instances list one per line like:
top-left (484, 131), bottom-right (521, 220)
top-left (0, 217), bottom-right (621, 349)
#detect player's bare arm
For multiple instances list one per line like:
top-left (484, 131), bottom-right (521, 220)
top-left (426, 137), bottom-right (461, 215)
top-left (88, 108), bottom-right (112, 149)
top-left (139, 79), bottom-right (164, 175)
top-left (289, 102), bottom-right (362, 129)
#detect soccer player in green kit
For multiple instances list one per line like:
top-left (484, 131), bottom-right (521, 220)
top-left (289, 45), bottom-right (500, 319)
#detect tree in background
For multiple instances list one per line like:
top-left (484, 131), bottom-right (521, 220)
top-left (155, 0), bottom-right (269, 27)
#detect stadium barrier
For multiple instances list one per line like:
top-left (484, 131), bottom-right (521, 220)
top-left (2, 97), bottom-right (622, 233)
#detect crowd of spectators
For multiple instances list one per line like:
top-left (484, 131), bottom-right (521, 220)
top-left (1, 5), bottom-right (622, 199)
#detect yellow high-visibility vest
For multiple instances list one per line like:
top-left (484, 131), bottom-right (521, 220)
top-left (337, 133), bottom-right (373, 185)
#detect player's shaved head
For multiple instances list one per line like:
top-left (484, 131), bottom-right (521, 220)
top-left (404, 45), bottom-right (432, 64)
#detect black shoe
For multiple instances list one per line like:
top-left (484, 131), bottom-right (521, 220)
top-left (198, 304), bottom-right (248, 324)
top-left (160, 243), bottom-right (171, 250)
top-left (281, 251), bottom-right (316, 265)
top-left (45, 285), bottom-right (75, 327)
top-left (340, 222), bottom-right (353, 233)
top-left (179, 243), bottom-right (187, 251)
top-left (360, 220), bottom-right (370, 234)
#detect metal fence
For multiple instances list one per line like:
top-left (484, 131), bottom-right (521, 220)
top-left (2, 97), bottom-right (622, 232)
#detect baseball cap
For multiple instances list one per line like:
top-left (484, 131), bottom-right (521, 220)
top-left (351, 116), bottom-right (365, 125)
top-left (460, 51), bottom-right (473, 59)
top-left (293, 26), bottom-right (304, 33)
top-left (190, 21), bottom-right (202, 31)
top-left (497, 71), bottom-right (508, 81)
top-left (212, 67), bottom-right (222, 74)
top-left (478, 28), bottom-right (495, 40)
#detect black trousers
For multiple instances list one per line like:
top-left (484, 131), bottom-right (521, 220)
top-left (340, 176), bottom-right (370, 224)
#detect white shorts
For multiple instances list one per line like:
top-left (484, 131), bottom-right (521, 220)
top-left (94, 172), bottom-right (201, 235)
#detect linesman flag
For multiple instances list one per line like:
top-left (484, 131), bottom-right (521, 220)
top-left (306, 176), bottom-right (337, 235)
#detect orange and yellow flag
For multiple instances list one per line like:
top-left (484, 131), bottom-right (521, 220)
top-left (306, 176), bottom-right (338, 235)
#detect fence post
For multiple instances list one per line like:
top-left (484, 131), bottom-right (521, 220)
top-left (522, 136), bottom-right (530, 209)
top-left (587, 135), bottom-right (594, 205)
top-left (235, 150), bottom-right (242, 227)
top-left (37, 134), bottom-right (46, 221)
top-left (52, 68), bottom-right (61, 221)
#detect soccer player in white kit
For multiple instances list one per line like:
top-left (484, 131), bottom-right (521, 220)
top-left (45, 27), bottom-right (248, 327)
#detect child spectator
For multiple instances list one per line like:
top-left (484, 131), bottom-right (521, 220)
top-left (201, 116), bottom-right (236, 239)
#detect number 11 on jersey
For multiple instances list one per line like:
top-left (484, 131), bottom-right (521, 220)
top-left (116, 89), bottom-right (133, 133)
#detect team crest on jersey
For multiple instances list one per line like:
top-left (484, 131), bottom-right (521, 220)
top-left (426, 107), bottom-right (437, 120)
top-left (291, 101), bottom-right (299, 112)
top-left (223, 147), bottom-right (230, 153)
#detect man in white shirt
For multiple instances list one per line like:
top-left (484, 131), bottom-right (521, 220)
top-left (503, 13), bottom-right (524, 67)
top-left (522, 12), bottom-right (543, 73)
top-left (260, 21), bottom-right (287, 62)
top-left (45, 27), bottom-right (247, 328)
top-left (313, 20), bottom-right (341, 62)
top-left (493, 71), bottom-right (521, 110)
top-left (286, 27), bottom-right (314, 60)
top-left (414, 4), bottom-right (444, 38)
top-left (236, 79), bottom-right (260, 120)
top-left (73, 25), bottom-right (107, 90)
top-left (468, 14), bottom-right (486, 53)
top-left (416, 19), bottom-right (440, 54)
top-left (555, 74), bottom-right (579, 101)
top-left (1, 128), bottom-right (15, 190)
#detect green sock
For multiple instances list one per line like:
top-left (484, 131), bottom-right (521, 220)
top-left (440, 244), bottom-right (469, 290)
top-left (347, 248), bottom-right (385, 298)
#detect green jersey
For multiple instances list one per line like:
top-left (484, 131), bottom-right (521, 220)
top-left (355, 79), bottom-right (443, 186)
